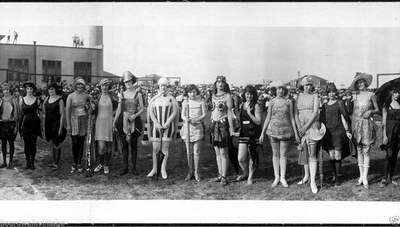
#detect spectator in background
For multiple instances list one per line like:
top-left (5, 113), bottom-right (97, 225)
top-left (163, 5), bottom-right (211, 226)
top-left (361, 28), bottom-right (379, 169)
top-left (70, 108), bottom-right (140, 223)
top-left (7, 30), bottom-right (10, 44)
top-left (13, 31), bottom-right (18, 44)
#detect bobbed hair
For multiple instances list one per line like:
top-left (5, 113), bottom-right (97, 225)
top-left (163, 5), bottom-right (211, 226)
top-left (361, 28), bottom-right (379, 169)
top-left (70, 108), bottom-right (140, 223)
top-left (241, 85), bottom-right (258, 107)
top-left (184, 84), bottom-right (200, 97)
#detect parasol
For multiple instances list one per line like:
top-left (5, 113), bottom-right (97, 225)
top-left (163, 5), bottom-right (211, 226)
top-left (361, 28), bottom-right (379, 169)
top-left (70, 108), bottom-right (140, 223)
top-left (375, 77), bottom-right (400, 110)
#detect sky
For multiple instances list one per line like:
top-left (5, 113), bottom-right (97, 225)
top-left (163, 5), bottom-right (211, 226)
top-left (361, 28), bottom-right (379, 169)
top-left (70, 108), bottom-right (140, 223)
top-left (1, 3), bottom-right (400, 88)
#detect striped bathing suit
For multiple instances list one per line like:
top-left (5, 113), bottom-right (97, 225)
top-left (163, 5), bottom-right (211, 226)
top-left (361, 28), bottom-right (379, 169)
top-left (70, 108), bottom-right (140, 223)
top-left (150, 96), bottom-right (175, 142)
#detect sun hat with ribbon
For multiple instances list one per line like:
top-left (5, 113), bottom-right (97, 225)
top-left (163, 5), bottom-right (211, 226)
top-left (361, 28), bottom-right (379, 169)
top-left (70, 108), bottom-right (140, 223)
top-left (308, 123), bottom-right (326, 141)
top-left (348, 72), bottom-right (373, 91)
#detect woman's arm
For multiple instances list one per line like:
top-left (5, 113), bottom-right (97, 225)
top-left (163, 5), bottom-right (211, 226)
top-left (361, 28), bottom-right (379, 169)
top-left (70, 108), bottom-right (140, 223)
top-left (196, 99), bottom-right (207, 122)
top-left (363, 94), bottom-right (379, 118)
top-left (162, 96), bottom-right (178, 129)
top-left (58, 99), bottom-right (65, 134)
top-left (300, 94), bottom-right (320, 133)
top-left (226, 94), bottom-right (235, 136)
top-left (246, 103), bottom-right (262, 125)
top-left (259, 100), bottom-right (273, 143)
top-left (132, 92), bottom-right (144, 120)
top-left (289, 101), bottom-right (300, 143)
top-left (181, 99), bottom-right (189, 123)
top-left (293, 96), bottom-right (301, 131)
top-left (65, 93), bottom-right (72, 133)
top-left (382, 107), bottom-right (388, 145)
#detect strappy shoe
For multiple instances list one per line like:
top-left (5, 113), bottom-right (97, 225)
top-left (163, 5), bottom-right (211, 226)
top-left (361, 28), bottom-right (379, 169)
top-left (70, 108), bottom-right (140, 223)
top-left (220, 176), bottom-right (228, 186)
top-left (391, 180), bottom-right (399, 186)
top-left (236, 174), bottom-right (247, 182)
top-left (380, 179), bottom-right (388, 188)
top-left (280, 178), bottom-right (289, 188)
top-left (94, 164), bottom-right (103, 172)
top-left (52, 165), bottom-right (59, 171)
top-left (147, 170), bottom-right (156, 178)
top-left (363, 179), bottom-right (369, 190)
top-left (298, 178), bottom-right (309, 185)
top-left (185, 172), bottom-right (193, 181)
top-left (77, 164), bottom-right (83, 172)
top-left (47, 163), bottom-right (56, 168)
top-left (356, 178), bottom-right (363, 186)
top-left (194, 171), bottom-right (201, 182)
top-left (311, 185), bottom-right (318, 194)
top-left (271, 178), bottom-right (279, 187)
top-left (214, 175), bottom-right (222, 182)
top-left (70, 164), bottom-right (77, 173)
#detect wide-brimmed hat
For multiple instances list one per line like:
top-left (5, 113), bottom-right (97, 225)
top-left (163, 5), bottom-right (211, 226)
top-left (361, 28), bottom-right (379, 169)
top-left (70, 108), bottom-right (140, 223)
top-left (308, 123), bottom-right (326, 141)
top-left (271, 80), bottom-right (285, 88)
top-left (98, 78), bottom-right (111, 87)
top-left (73, 77), bottom-right (86, 87)
top-left (158, 77), bottom-right (170, 86)
top-left (301, 76), bottom-right (314, 86)
top-left (348, 72), bottom-right (373, 91)
top-left (1, 82), bottom-right (10, 89)
top-left (122, 71), bottom-right (136, 83)
top-left (23, 81), bottom-right (37, 90)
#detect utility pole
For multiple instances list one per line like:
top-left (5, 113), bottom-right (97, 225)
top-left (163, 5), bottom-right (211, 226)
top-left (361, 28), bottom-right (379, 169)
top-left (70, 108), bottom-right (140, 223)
top-left (33, 41), bottom-right (37, 83)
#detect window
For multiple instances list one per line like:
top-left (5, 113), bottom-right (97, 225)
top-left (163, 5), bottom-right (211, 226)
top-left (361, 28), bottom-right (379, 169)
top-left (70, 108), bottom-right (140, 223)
top-left (43, 60), bottom-right (62, 83)
top-left (74, 62), bottom-right (92, 83)
top-left (8, 59), bottom-right (29, 82)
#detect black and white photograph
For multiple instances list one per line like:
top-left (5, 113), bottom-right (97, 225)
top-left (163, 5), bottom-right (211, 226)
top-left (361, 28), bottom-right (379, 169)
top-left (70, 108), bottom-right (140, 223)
top-left (0, 2), bottom-right (400, 225)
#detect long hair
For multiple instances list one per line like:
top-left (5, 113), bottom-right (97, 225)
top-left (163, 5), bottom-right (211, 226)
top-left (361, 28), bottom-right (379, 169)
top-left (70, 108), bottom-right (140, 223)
top-left (383, 88), bottom-right (400, 110)
top-left (241, 85), bottom-right (258, 108)
top-left (213, 75), bottom-right (231, 95)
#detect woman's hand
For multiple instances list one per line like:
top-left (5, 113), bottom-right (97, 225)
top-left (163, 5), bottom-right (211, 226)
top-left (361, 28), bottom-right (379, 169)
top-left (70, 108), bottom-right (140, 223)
top-left (162, 122), bottom-right (170, 129)
top-left (295, 134), bottom-right (300, 143)
top-left (155, 122), bottom-right (163, 130)
top-left (246, 106), bottom-right (253, 115)
top-left (362, 110), bottom-right (372, 119)
top-left (299, 126), bottom-right (307, 137)
top-left (259, 135), bottom-right (264, 144)
top-left (128, 114), bottom-right (136, 122)
top-left (383, 135), bottom-right (388, 145)
top-left (346, 131), bottom-right (352, 139)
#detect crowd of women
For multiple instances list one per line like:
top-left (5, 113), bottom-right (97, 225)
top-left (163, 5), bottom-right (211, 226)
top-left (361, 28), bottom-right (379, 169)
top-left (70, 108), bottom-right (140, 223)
top-left (0, 71), bottom-right (399, 194)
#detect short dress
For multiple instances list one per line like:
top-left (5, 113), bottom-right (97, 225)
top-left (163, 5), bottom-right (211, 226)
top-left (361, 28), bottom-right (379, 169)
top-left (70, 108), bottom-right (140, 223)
top-left (180, 99), bottom-right (204, 143)
top-left (20, 98), bottom-right (41, 138)
top-left (320, 101), bottom-right (347, 151)
top-left (150, 95), bottom-right (176, 142)
top-left (0, 96), bottom-right (19, 140)
top-left (297, 93), bottom-right (320, 144)
top-left (210, 93), bottom-right (230, 147)
top-left (70, 101), bottom-right (88, 137)
top-left (44, 97), bottom-right (67, 146)
top-left (266, 98), bottom-right (294, 140)
top-left (385, 106), bottom-right (400, 148)
top-left (351, 91), bottom-right (376, 146)
top-left (95, 94), bottom-right (113, 142)
top-left (238, 103), bottom-right (261, 143)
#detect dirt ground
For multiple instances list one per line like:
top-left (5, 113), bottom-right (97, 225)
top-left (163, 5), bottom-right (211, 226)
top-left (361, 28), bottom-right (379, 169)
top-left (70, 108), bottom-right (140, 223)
top-left (0, 109), bottom-right (399, 201)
